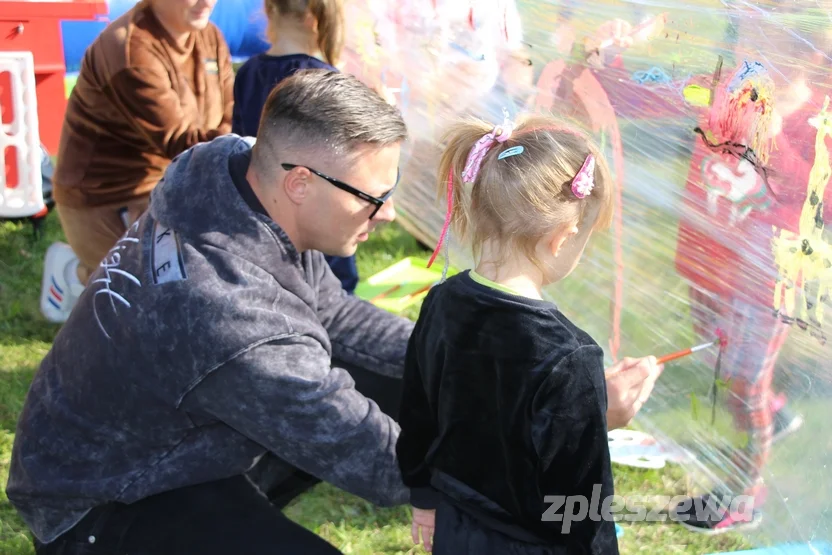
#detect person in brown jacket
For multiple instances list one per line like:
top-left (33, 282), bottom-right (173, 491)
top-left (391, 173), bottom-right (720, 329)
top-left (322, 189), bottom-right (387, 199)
top-left (52, 0), bottom-right (233, 287)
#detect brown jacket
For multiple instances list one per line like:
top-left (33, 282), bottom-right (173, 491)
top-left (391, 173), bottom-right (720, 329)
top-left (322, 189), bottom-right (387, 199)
top-left (54, 1), bottom-right (234, 208)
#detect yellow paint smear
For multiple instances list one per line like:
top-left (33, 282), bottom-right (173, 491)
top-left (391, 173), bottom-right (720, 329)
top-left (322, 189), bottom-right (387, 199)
top-left (684, 85), bottom-right (712, 107)
top-left (772, 96), bottom-right (832, 329)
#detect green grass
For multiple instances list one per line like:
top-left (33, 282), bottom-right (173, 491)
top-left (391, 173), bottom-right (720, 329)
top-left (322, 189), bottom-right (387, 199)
top-left (1, 214), bottom-right (64, 555)
top-left (0, 211), bottom-right (760, 554)
top-left (42, 3), bottom-right (831, 550)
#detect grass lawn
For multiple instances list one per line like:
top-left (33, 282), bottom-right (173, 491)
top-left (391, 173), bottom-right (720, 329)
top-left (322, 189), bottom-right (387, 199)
top-left (9, 1), bottom-right (826, 551)
top-left (0, 211), bottom-right (758, 554)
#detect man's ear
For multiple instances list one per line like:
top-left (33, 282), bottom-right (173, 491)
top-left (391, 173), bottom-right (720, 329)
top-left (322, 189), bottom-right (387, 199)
top-left (548, 223), bottom-right (579, 257)
top-left (282, 167), bottom-right (310, 207)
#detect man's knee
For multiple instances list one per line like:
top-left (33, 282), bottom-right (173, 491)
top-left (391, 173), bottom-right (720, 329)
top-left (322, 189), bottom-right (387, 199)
top-left (56, 204), bottom-right (122, 275)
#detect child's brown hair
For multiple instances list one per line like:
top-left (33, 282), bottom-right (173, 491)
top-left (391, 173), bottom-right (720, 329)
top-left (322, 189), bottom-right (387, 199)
top-left (264, 0), bottom-right (344, 67)
top-left (436, 114), bottom-right (614, 269)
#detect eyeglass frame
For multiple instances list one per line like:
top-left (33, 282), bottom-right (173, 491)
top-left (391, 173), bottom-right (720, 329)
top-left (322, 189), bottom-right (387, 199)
top-left (280, 163), bottom-right (400, 220)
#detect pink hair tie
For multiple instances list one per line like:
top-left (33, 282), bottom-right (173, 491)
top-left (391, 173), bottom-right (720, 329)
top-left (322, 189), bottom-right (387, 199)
top-left (461, 117), bottom-right (514, 184)
top-left (571, 154), bottom-right (596, 199)
top-left (427, 111), bottom-right (515, 272)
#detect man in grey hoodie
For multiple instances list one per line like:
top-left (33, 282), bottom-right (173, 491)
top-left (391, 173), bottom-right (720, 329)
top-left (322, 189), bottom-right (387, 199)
top-left (8, 70), bottom-right (662, 554)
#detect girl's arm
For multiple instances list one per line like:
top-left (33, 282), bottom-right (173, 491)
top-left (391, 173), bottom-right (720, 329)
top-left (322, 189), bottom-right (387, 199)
top-left (395, 321), bottom-right (442, 511)
top-left (231, 63), bottom-right (250, 137)
top-left (531, 345), bottom-right (617, 548)
top-left (231, 78), bottom-right (245, 136)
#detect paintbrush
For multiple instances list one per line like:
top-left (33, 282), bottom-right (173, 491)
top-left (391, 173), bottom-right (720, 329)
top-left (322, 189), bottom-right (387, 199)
top-left (370, 284), bottom-right (402, 303)
top-left (395, 283), bottom-right (433, 307)
top-left (656, 338), bottom-right (720, 365)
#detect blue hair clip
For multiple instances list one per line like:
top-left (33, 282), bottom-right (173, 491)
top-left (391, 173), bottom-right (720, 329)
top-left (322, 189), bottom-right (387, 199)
top-left (498, 145), bottom-right (525, 160)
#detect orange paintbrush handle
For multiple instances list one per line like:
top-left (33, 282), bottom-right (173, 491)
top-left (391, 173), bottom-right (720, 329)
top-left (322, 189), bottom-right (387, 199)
top-left (656, 338), bottom-right (720, 365)
top-left (370, 284), bottom-right (402, 303)
top-left (656, 348), bottom-right (694, 365)
top-left (397, 284), bottom-right (432, 305)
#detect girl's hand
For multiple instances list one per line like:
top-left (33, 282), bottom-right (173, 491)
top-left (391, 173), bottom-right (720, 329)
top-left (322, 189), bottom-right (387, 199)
top-left (411, 507), bottom-right (436, 552)
top-left (605, 356), bottom-right (663, 429)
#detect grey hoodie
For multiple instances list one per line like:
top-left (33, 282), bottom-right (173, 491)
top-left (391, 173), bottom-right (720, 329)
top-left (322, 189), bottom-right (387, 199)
top-left (7, 135), bottom-right (414, 544)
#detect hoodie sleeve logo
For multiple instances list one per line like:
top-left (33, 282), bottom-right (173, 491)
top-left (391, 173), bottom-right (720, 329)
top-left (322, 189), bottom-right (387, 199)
top-left (152, 223), bottom-right (187, 285)
top-left (93, 221), bottom-right (142, 340)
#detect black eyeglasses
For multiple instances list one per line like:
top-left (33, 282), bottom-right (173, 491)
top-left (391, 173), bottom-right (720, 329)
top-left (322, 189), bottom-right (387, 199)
top-left (281, 163), bottom-right (400, 220)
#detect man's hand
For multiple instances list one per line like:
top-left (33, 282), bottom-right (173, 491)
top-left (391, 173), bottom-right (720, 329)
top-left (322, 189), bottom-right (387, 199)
top-left (605, 356), bottom-right (663, 430)
top-left (411, 507), bottom-right (436, 552)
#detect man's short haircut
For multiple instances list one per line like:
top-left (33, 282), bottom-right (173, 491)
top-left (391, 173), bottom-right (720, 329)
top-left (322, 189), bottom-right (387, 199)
top-left (251, 70), bottom-right (408, 176)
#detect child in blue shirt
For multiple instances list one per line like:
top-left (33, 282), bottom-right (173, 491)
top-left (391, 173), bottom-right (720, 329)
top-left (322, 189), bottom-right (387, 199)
top-left (233, 0), bottom-right (359, 293)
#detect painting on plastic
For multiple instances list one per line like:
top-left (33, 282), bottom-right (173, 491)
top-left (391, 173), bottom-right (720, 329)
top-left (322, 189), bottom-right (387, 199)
top-left (57, 0), bottom-right (832, 549)
top-left (337, 0), bottom-right (832, 549)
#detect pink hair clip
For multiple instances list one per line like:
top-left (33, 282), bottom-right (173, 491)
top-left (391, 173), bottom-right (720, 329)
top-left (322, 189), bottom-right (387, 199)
top-left (462, 110), bottom-right (515, 184)
top-left (571, 154), bottom-right (596, 199)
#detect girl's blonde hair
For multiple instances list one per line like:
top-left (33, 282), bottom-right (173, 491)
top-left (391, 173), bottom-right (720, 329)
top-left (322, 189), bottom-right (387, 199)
top-left (265, 0), bottom-right (345, 67)
top-left (437, 114), bottom-right (614, 268)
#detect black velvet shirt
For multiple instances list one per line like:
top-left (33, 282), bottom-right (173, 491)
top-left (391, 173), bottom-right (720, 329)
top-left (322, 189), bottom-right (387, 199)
top-left (396, 271), bottom-right (618, 553)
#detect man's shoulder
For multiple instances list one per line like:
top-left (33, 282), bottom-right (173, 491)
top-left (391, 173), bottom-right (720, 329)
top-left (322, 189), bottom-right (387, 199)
top-left (95, 215), bottom-right (302, 338)
top-left (197, 21), bottom-right (231, 53)
top-left (81, 6), bottom-right (140, 77)
top-left (124, 26), bottom-right (174, 74)
top-left (123, 11), bottom-right (228, 74)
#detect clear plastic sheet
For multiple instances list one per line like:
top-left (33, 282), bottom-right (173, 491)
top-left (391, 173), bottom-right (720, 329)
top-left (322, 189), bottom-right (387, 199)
top-left (342, 0), bottom-right (832, 548)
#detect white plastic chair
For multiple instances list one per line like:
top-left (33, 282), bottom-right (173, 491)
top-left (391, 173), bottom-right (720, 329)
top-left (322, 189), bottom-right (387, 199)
top-left (0, 50), bottom-right (44, 219)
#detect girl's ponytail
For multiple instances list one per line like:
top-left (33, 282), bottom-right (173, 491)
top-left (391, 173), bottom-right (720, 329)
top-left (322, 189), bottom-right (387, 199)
top-left (429, 113), bottom-right (614, 275)
top-left (431, 119), bottom-right (494, 263)
top-left (309, 0), bottom-right (345, 67)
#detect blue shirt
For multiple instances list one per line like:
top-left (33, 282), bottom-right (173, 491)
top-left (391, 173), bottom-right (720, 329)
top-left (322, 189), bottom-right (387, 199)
top-left (232, 53), bottom-right (358, 294)
top-left (232, 53), bottom-right (337, 137)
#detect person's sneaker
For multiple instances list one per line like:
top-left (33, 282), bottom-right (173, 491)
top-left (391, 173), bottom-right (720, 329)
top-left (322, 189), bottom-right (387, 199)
top-left (40, 242), bottom-right (85, 323)
top-left (772, 405), bottom-right (804, 444)
top-left (671, 492), bottom-right (762, 535)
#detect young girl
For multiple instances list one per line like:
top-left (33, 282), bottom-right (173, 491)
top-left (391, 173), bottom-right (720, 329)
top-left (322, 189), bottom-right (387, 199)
top-left (396, 113), bottom-right (619, 554)
top-left (232, 0), bottom-right (359, 294)
top-left (233, 0), bottom-right (344, 137)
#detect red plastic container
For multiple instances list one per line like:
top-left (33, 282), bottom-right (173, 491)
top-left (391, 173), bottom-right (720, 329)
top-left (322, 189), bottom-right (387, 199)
top-left (0, 1), bottom-right (107, 155)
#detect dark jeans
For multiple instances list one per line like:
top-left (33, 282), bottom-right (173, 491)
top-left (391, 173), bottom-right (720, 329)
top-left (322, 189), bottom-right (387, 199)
top-left (35, 363), bottom-right (403, 555)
